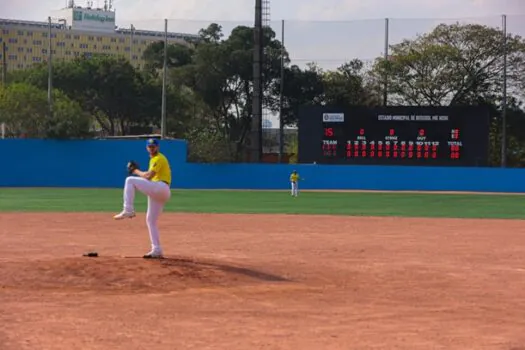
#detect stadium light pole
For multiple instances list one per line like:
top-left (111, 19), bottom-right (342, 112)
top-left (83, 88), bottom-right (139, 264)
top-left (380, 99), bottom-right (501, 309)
top-left (251, 0), bottom-right (263, 162)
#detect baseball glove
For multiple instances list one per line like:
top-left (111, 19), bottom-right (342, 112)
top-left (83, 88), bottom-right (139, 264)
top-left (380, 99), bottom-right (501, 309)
top-left (127, 160), bottom-right (139, 175)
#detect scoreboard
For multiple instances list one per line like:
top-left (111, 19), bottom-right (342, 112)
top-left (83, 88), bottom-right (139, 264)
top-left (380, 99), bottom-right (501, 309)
top-left (298, 105), bottom-right (490, 166)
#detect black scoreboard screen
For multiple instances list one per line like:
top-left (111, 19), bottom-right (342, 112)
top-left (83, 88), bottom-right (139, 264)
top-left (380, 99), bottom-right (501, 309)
top-left (298, 106), bottom-right (490, 166)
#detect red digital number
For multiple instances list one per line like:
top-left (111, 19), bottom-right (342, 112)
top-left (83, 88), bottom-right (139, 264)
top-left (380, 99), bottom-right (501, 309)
top-left (378, 151), bottom-right (383, 157)
top-left (419, 129), bottom-right (425, 136)
top-left (346, 144), bottom-right (351, 150)
top-left (359, 128), bottom-right (365, 135)
top-left (409, 152), bottom-right (414, 158)
top-left (424, 152), bottom-right (429, 158)
top-left (354, 151), bottom-right (359, 157)
top-left (393, 151), bottom-right (398, 158)
top-left (347, 151), bottom-right (352, 157)
top-left (386, 151), bottom-right (391, 158)
top-left (389, 129), bottom-right (395, 136)
top-left (417, 152), bottom-right (422, 158)
top-left (370, 151), bottom-right (375, 158)
top-left (324, 128), bottom-right (334, 137)
top-left (361, 151), bottom-right (366, 157)
top-left (432, 153), bottom-right (437, 159)
top-left (401, 152), bottom-right (406, 158)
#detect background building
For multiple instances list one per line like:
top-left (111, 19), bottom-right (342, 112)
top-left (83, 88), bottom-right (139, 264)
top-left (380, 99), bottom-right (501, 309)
top-left (0, 3), bottom-right (199, 71)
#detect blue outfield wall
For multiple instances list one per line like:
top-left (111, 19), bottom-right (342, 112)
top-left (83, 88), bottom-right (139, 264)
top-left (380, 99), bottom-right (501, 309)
top-left (1, 139), bottom-right (525, 193)
top-left (0, 139), bottom-right (188, 188)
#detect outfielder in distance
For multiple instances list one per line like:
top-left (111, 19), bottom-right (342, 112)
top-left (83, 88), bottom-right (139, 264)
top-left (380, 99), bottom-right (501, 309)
top-left (113, 138), bottom-right (172, 259)
top-left (290, 170), bottom-right (303, 197)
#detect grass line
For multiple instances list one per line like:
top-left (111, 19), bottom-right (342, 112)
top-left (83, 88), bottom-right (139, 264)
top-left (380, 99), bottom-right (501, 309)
top-left (0, 188), bottom-right (524, 219)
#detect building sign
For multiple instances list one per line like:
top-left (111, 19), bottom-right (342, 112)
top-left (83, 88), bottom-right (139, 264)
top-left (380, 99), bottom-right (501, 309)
top-left (73, 10), bottom-right (82, 21)
top-left (73, 10), bottom-right (115, 23)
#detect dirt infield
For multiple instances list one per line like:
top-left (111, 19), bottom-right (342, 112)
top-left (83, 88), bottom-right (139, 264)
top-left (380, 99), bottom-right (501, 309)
top-left (1, 213), bottom-right (525, 350)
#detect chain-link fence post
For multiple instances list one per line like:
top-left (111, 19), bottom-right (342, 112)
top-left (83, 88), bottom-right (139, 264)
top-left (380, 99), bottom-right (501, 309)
top-left (278, 19), bottom-right (285, 163)
top-left (383, 18), bottom-right (389, 106)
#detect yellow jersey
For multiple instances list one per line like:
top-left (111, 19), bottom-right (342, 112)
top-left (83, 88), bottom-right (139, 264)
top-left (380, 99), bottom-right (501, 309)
top-left (290, 173), bottom-right (299, 182)
top-left (149, 152), bottom-right (172, 186)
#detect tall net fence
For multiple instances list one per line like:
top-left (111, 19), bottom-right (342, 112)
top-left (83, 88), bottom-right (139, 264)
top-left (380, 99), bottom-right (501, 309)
top-left (269, 18), bottom-right (385, 71)
top-left (2, 15), bottom-right (522, 72)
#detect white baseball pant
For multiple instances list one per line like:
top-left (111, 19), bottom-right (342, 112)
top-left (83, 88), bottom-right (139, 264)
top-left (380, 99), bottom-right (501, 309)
top-left (291, 181), bottom-right (298, 196)
top-left (123, 176), bottom-right (171, 253)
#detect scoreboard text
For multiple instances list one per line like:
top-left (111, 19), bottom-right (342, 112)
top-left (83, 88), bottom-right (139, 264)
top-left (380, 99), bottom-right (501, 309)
top-left (298, 106), bottom-right (490, 166)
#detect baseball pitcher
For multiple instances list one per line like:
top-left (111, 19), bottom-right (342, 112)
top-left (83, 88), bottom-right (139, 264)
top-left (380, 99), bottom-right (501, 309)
top-left (113, 138), bottom-right (172, 259)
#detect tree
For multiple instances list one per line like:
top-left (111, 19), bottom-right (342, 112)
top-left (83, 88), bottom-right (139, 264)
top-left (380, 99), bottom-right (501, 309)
top-left (168, 23), bottom-right (289, 160)
top-left (142, 41), bottom-right (194, 76)
top-left (370, 22), bottom-right (525, 106)
top-left (322, 59), bottom-right (381, 108)
top-left (271, 60), bottom-right (379, 127)
top-left (0, 83), bottom-right (91, 138)
top-left (198, 23), bottom-right (224, 43)
top-left (11, 56), bottom-right (159, 135)
top-left (45, 89), bottom-right (93, 139)
top-left (270, 63), bottom-right (324, 126)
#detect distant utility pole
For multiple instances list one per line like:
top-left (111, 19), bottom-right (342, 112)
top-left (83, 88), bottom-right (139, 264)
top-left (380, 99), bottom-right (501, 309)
top-left (1, 42), bottom-right (6, 139)
top-left (1, 42), bottom-right (6, 85)
top-left (160, 19), bottom-right (168, 139)
top-left (130, 24), bottom-right (135, 63)
top-left (47, 16), bottom-right (53, 115)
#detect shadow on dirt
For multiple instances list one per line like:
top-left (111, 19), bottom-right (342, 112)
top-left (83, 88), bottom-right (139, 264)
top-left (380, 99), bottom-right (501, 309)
top-left (159, 257), bottom-right (289, 282)
top-left (0, 255), bottom-right (290, 294)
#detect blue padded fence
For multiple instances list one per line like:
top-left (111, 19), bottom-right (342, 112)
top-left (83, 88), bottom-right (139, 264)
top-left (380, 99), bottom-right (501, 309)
top-left (1, 139), bottom-right (524, 193)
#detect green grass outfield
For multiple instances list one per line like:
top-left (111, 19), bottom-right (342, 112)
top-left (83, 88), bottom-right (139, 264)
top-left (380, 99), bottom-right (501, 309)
top-left (1, 188), bottom-right (524, 219)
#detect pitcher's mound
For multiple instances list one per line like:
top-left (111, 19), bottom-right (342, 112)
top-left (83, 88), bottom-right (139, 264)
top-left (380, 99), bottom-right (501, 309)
top-left (0, 256), bottom-right (288, 294)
